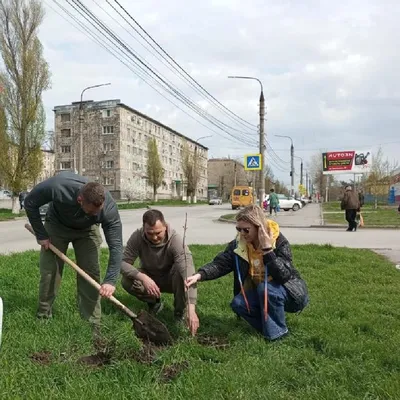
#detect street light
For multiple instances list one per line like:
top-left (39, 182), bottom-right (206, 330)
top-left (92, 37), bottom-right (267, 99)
top-left (294, 155), bottom-right (303, 186)
top-left (195, 135), bottom-right (212, 143)
top-left (78, 83), bottom-right (111, 175)
top-left (275, 135), bottom-right (294, 196)
top-left (228, 76), bottom-right (266, 202)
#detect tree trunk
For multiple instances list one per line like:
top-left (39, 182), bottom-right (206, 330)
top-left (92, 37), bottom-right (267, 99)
top-left (153, 186), bottom-right (158, 202)
top-left (11, 196), bottom-right (19, 214)
top-left (193, 194), bottom-right (197, 204)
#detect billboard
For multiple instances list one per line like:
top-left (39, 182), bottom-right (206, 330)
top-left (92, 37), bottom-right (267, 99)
top-left (322, 150), bottom-right (372, 175)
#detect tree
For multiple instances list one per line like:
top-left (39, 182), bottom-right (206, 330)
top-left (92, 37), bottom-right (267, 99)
top-left (0, 0), bottom-right (51, 213)
top-left (181, 143), bottom-right (200, 203)
top-left (146, 138), bottom-right (164, 201)
top-left (365, 147), bottom-right (398, 208)
top-left (308, 152), bottom-right (328, 200)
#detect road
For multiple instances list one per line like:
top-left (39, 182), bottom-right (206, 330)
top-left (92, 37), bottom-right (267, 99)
top-left (0, 203), bottom-right (398, 264)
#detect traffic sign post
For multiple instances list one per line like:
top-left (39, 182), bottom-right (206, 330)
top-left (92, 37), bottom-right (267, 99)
top-left (244, 154), bottom-right (262, 171)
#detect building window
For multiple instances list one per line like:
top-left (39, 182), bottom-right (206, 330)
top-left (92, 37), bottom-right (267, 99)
top-left (61, 145), bottom-right (71, 153)
top-left (103, 143), bottom-right (114, 152)
top-left (103, 126), bottom-right (114, 134)
top-left (102, 176), bottom-right (114, 185)
top-left (104, 160), bottom-right (114, 169)
top-left (127, 145), bottom-right (131, 154)
top-left (139, 148), bottom-right (143, 155)
top-left (60, 161), bottom-right (71, 170)
top-left (61, 129), bottom-right (71, 138)
top-left (60, 113), bottom-right (71, 122)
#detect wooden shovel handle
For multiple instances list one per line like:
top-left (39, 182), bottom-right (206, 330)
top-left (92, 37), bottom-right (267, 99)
top-left (25, 223), bottom-right (138, 320)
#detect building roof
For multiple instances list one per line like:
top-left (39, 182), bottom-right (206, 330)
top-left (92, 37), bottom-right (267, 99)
top-left (53, 99), bottom-right (208, 150)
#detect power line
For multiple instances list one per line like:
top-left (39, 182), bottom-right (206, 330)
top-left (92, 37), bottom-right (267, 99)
top-left (109, 0), bottom-right (258, 131)
top-left (62, 0), bottom-right (258, 147)
top-left (49, 0), bottom-right (255, 147)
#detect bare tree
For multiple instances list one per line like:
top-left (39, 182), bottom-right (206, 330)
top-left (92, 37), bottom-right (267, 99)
top-left (146, 137), bottom-right (164, 201)
top-left (181, 143), bottom-right (200, 203)
top-left (0, 0), bottom-right (51, 212)
top-left (308, 152), bottom-right (328, 200)
top-left (365, 147), bottom-right (398, 208)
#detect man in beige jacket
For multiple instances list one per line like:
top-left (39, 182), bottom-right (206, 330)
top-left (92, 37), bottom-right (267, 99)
top-left (121, 209), bottom-right (199, 336)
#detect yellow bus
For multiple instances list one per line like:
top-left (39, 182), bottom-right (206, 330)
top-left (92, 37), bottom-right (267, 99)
top-left (231, 186), bottom-right (255, 210)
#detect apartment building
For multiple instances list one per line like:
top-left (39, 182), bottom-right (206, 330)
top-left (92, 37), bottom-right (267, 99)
top-left (207, 158), bottom-right (252, 200)
top-left (37, 149), bottom-right (55, 183)
top-left (53, 99), bottom-right (208, 200)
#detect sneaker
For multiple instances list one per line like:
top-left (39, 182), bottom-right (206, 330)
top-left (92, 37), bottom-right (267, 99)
top-left (148, 299), bottom-right (164, 315)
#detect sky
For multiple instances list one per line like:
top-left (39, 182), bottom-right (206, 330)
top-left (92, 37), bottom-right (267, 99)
top-left (39, 0), bottom-right (400, 187)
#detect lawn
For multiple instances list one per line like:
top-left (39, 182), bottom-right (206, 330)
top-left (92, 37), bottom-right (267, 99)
top-left (323, 207), bottom-right (400, 227)
top-left (1, 245), bottom-right (400, 399)
top-left (118, 200), bottom-right (207, 210)
top-left (220, 213), bottom-right (237, 220)
top-left (0, 208), bottom-right (24, 221)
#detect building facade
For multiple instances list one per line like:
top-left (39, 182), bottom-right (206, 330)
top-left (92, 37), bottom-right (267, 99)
top-left (37, 149), bottom-right (55, 183)
top-left (207, 158), bottom-right (252, 200)
top-left (53, 99), bottom-right (208, 200)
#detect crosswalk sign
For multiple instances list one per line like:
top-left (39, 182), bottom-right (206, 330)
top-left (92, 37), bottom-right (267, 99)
top-left (244, 154), bottom-right (262, 171)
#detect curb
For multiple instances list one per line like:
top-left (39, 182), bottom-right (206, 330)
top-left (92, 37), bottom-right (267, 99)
top-left (217, 217), bottom-right (314, 229)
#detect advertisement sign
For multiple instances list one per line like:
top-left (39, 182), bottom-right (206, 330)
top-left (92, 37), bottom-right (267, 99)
top-left (322, 150), bottom-right (372, 175)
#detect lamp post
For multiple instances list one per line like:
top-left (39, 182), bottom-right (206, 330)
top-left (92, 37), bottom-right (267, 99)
top-left (228, 76), bottom-right (266, 203)
top-left (78, 83), bottom-right (111, 175)
top-left (275, 135), bottom-right (294, 196)
top-left (294, 155), bottom-right (303, 186)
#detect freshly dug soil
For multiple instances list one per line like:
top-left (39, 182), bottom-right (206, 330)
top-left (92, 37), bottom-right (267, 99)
top-left (131, 343), bottom-right (158, 365)
top-left (159, 361), bottom-right (190, 383)
top-left (77, 352), bottom-right (111, 367)
top-left (133, 310), bottom-right (172, 346)
top-left (197, 335), bottom-right (230, 350)
top-left (30, 351), bottom-right (52, 365)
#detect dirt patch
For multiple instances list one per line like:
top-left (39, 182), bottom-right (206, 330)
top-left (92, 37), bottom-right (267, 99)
top-left (131, 343), bottom-right (159, 365)
top-left (30, 351), bottom-right (52, 365)
top-left (197, 335), bottom-right (230, 350)
top-left (159, 361), bottom-right (190, 383)
top-left (133, 310), bottom-right (173, 346)
top-left (77, 352), bottom-right (111, 367)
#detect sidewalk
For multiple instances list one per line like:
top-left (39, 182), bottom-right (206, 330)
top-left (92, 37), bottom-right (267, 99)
top-left (271, 203), bottom-right (322, 227)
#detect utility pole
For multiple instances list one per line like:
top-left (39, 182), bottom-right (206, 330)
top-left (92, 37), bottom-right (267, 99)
top-left (275, 134), bottom-right (294, 197)
top-left (78, 83), bottom-right (111, 175)
top-left (234, 162), bottom-right (237, 186)
top-left (228, 76), bottom-right (265, 203)
top-left (259, 89), bottom-right (266, 203)
top-left (306, 171), bottom-right (309, 196)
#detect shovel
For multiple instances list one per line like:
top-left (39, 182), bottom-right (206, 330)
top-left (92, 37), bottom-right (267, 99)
top-left (25, 224), bottom-right (172, 346)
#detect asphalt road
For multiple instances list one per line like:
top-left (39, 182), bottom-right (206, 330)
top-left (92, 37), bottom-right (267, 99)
top-left (0, 203), bottom-right (399, 264)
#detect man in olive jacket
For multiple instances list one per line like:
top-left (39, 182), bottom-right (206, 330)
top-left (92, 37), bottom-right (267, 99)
top-left (341, 185), bottom-right (360, 232)
top-left (24, 172), bottom-right (123, 328)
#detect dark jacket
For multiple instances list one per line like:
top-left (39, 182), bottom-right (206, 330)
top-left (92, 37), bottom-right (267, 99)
top-left (341, 190), bottom-right (360, 210)
top-left (198, 233), bottom-right (308, 311)
top-left (24, 172), bottom-right (123, 285)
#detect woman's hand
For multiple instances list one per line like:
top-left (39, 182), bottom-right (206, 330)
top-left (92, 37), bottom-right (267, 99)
top-left (258, 224), bottom-right (274, 249)
top-left (185, 273), bottom-right (201, 289)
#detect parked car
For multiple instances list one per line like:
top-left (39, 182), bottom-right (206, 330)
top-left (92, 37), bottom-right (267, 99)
top-left (276, 194), bottom-right (303, 211)
top-left (209, 197), bottom-right (222, 205)
top-left (39, 203), bottom-right (49, 219)
top-left (0, 189), bottom-right (12, 199)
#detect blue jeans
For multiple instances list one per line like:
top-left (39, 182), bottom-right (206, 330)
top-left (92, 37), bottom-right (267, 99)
top-left (231, 281), bottom-right (294, 340)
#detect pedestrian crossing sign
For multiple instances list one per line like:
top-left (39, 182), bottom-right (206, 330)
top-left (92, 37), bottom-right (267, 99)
top-left (244, 154), bottom-right (262, 171)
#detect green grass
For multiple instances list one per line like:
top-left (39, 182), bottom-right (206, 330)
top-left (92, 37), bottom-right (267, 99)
top-left (323, 208), bottom-right (400, 227)
top-left (0, 208), bottom-right (24, 221)
top-left (117, 199), bottom-right (207, 210)
top-left (322, 201), bottom-right (395, 212)
top-left (1, 245), bottom-right (400, 399)
top-left (220, 213), bottom-right (237, 220)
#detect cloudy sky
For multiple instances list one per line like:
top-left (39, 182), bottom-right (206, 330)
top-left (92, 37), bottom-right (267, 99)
top-left (39, 0), bottom-right (400, 187)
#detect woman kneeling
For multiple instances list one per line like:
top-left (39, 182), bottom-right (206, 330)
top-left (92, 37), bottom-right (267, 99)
top-left (186, 204), bottom-right (309, 341)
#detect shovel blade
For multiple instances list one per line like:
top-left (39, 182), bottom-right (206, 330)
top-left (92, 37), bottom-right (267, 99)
top-left (133, 310), bottom-right (172, 346)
